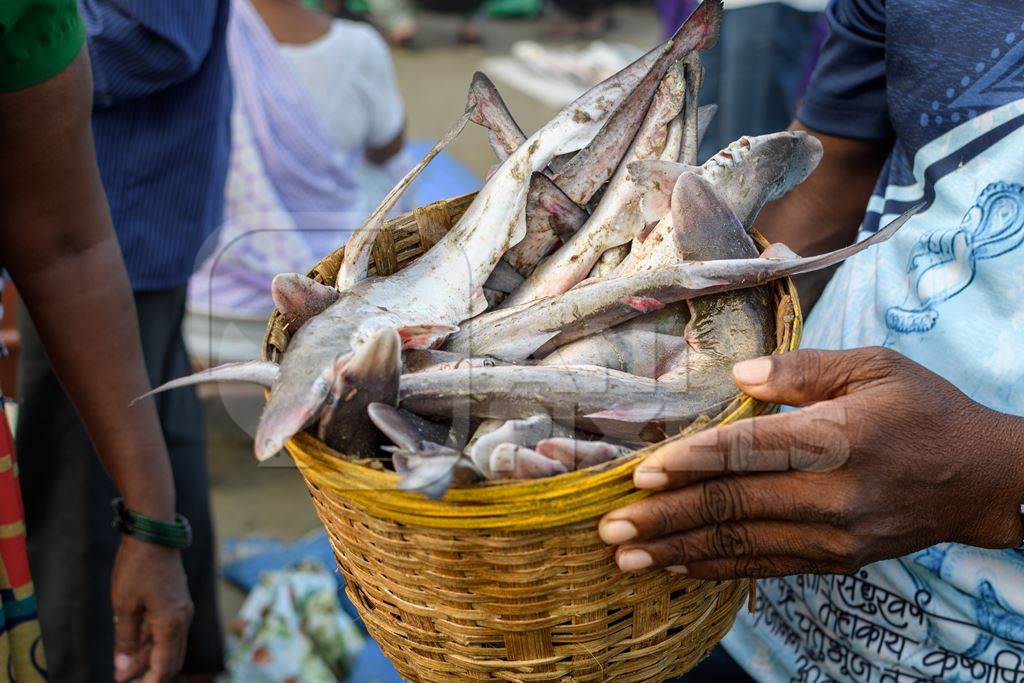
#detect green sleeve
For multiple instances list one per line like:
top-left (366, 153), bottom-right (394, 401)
top-left (0, 0), bottom-right (86, 93)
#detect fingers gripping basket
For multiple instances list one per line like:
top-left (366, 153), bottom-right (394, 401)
top-left (262, 193), bottom-right (803, 682)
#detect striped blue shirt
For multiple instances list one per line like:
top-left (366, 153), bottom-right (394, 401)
top-left (81, 0), bottom-right (232, 291)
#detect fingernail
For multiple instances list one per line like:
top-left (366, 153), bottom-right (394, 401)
top-left (599, 519), bottom-right (637, 544)
top-left (733, 357), bottom-right (772, 386)
top-left (634, 470), bottom-right (669, 489)
top-left (617, 548), bottom-right (653, 571)
top-left (114, 653), bottom-right (131, 673)
top-left (666, 565), bottom-right (688, 575)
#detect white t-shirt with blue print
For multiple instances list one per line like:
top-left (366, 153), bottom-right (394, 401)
top-left (723, 1), bottom-right (1024, 681)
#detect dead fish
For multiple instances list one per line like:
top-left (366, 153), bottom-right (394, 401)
top-left (658, 101), bottom-right (716, 167)
top-left (483, 2), bottom-right (723, 277)
top-left (625, 130), bottom-right (824, 239)
top-left (316, 328), bottom-right (401, 457)
top-left (489, 443), bottom-right (568, 479)
top-left (390, 441), bottom-right (481, 499)
top-left (399, 363), bottom-right (719, 440)
top-left (367, 402), bottom-right (450, 451)
top-left (466, 74), bottom-right (591, 275)
top-left (543, 0), bottom-right (721, 204)
top-left (539, 327), bottom-right (689, 378)
top-left (444, 202), bottom-right (920, 361)
top-left (504, 173), bottom-right (590, 276)
top-left (148, 29), bottom-right (706, 461)
top-left (615, 130), bottom-right (824, 276)
top-left (653, 173), bottom-right (774, 414)
top-left (468, 414), bottom-right (568, 476)
top-left (536, 437), bottom-right (631, 469)
top-left (271, 273), bottom-right (341, 329)
top-left (503, 61), bottom-right (690, 307)
top-left (403, 349), bottom-right (507, 373)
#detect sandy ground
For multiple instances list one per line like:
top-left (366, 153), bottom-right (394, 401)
top-left (208, 4), bottom-right (663, 629)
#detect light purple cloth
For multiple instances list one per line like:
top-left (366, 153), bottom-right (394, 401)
top-left (656, 0), bottom-right (697, 40)
top-left (189, 0), bottom-right (372, 316)
top-left (227, 0), bottom-right (361, 222)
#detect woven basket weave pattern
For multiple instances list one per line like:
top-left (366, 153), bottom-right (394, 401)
top-left (262, 193), bottom-right (802, 681)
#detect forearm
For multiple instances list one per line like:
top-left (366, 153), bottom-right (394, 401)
top-left (752, 121), bottom-right (891, 309)
top-left (366, 125), bottom-right (406, 166)
top-left (0, 51), bottom-right (175, 519)
top-left (15, 241), bottom-right (175, 519)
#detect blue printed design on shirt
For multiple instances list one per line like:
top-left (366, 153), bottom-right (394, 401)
top-left (921, 27), bottom-right (1024, 130)
top-left (885, 181), bottom-right (1024, 334)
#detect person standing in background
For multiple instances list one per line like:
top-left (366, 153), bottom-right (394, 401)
top-left (16, 2), bottom-right (232, 681)
top-left (188, 0), bottom-right (409, 344)
top-left (2, 1), bottom-right (197, 681)
top-left (658, 0), bottom-right (826, 160)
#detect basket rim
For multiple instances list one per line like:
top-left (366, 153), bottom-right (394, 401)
top-left (263, 193), bottom-right (803, 529)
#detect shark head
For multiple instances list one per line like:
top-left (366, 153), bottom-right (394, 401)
top-left (702, 131), bottom-right (824, 225)
top-left (253, 327), bottom-right (401, 461)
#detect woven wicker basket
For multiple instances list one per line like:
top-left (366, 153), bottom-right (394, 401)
top-left (262, 193), bottom-right (803, 682)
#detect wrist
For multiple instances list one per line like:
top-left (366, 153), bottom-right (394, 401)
top-left (120, 494), bottom-right (175, 523)
top-left (112, 498), bottom-right (192, 550)
top-left (966, 409), bottom-right (1024, 548)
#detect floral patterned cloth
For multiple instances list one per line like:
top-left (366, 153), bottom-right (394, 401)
top-left (226, 564), bottom-right (363, 682)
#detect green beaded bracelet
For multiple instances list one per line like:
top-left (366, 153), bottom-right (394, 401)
top-left (111, 498), bottom-right (193, 550)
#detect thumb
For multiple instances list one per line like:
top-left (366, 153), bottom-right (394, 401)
top-left (113, 606), bottom-right (146, 682)
top-left (731, 347), bottom-right (897, 406)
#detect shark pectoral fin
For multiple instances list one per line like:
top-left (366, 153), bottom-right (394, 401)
top-left (485, 259), bottom-right (525, 294)
top-left (132, 360), bottom-right (279, 405)
top-left (586, 402), bottom-right (673, 423)
top-left (528, 173), bottom-right (588, 240)
top-left (397, 324), bottom-right (460, 350)
top-left (626, 159), bottom-right (696, 222)
top-left (671, 171), bottom-right (744, 235)
top-left (272, 273), bottom-right (341, 329)
top-left (391, 442), bottom-right (480, 499)
top-left (368, 403), bottom-right (450, 451)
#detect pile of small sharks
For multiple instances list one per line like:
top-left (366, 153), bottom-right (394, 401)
top-left (146, 0), bottom-right (919, 498)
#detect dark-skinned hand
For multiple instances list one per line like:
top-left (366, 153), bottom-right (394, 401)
top-left (599, 347), bottom-right (1024, 579)
top-left (111, 537), bottom-right (193, 682)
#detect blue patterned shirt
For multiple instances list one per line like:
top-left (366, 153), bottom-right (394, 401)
top-left (81, 0), bottom-right (232, 290)
top-left (724, 1), bottom-right (1024, 681)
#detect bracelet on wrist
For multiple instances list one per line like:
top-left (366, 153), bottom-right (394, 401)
top-left (111, 497), bottom-right (192, 550)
